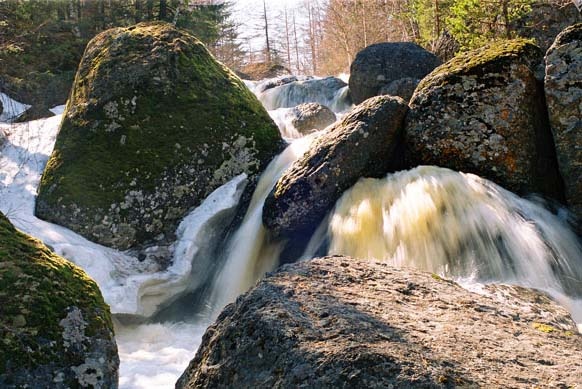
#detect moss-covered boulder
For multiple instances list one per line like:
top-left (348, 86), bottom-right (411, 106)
top-left (405, 39), bottom-right (563, 200)
top-left (0, 213), bottom-right (118, 388)
top-left (545, 24), bottom-right (582, 220)
top-left (35, 22), bottom-right (281, 251)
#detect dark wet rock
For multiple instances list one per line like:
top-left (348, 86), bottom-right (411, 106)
top-left (14, 105), bottom-right (55, 123)
top-left (545, 23), bottom-right (582, 220)
top-left (177, 256), bottom-right (581, 388)
top-left (0, 213), bottom-right (118, 388)
top-left (290, 103), bottom-right (336, 135)
top-left (35, 22), bottom-right (281, 254)
top-left (349, 42), bottom-right (441, 105)
top-left (405, 39), bottom-right (563, 200)
top-left (263, 96), bottom-right (408, 239)
top-left (378, 77), bottom-right (419, 102)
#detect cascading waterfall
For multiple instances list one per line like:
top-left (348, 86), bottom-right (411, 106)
top-left (257, 76), bottom-right (351, 112)
top-left (2, 79), bottom-right (582, 388)
top-left (305, 166), bottom-right (582, 326)
top-left (207, 134), bottom-right (317, 314)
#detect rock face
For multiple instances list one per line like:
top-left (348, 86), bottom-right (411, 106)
top-left (263, 96), bottom-right (408, 239)
top-left (349, 42), bottom-right (441, 105)
top-left (35, 22), bottom-right (281, 252)
top-left (0, 213), bottom-right (118, 388)
top-left (378, 77), bottom-right (419, 102)
top-left (290, 102), bottom-right (336, 134)
top-left (177, 256), bottom-right (581, 388)
top-left (405, 39), bottom-right (563, 200)
top-left (545, 24), bottom-right (582, 220)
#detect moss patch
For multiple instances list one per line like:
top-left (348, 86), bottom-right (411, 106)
top-left (416, 39), bottom-right (542, 93)
top-left (0, 213), bottom-right (114, 378)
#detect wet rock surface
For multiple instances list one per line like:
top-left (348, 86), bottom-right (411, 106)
top-left (0, 213), bottom-right (118, 388)
top-left (289, 102), bottom-right (336, 135)
top-left (349, 42), bottom-right (441, 105)
top-left (405, 39), bottom-right (563, 200)
top-left (544, 23), bottom-right (582, 220)
top-left (35, 22), bottom-right (281, 254)
top-left (263, 96), bottom-right (408, 240)
top-left (177, 256), bottom-right (581, 388)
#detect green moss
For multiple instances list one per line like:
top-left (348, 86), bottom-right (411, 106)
top-left (416, 39), bottom-right (542, 93)
top-left (0, 213), bottom-right (114, 375)
top-left (36, 22), bottom-right (280, 247)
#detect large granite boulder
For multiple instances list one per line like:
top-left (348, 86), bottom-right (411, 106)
top-left (177, 256), bottom-right (581, 388)
top-left (545, 23), bottom-right (582, 220)
top-left (349, 42), bottom-right (441, 105)
top-left (378, 77), bottom-right (419, 102)
top-left (263, 96), bottom-right (408, 240)
top-left (289, 102), bottom-right (336, 135)
top-left (0, 213), bottom-right (118, 388)
top-left (35, 22), bottom-right (281, 252)
top-left (405, 39), bottom-right (563, 200)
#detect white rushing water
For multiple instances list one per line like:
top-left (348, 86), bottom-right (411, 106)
top-left (306, 166), bottom-right (582, 328)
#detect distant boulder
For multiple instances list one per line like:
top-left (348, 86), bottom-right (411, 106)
top-left (35, 22), bottom-right (281, 255)
top-left (289, 103), bottom-right (336, 135)
top-left (177, 256), bottom-right (581, 388)
top-left (241, 62), bottom-right (291, 81)
top-left (405, 39), bottom-right (563, 200)
top-left (545, 23), bottom-right (582, 219)
top-left (263, 96), bottom-right (408, 240)
top-left (0, 212), bottom-right (118, 388)
top-left (349, 42), bottom-right (441, 105)
top-left (254, 75), bottom-right (302, 94)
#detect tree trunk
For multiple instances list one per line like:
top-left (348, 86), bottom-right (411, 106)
top-left (159, 0), bottom-right (167, 21)
top-left (263, 0), bottom-right (271, 63)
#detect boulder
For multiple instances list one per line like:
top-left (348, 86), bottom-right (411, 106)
top-left (0, 98), bottom-right (3, 116)
top-left (349, 42), bottom-right (441, 105)
top-left (177, 256), bottom-right (581, 388)
top-left (289, 102), bottom-right (336, 135)
top-left (0, 213), bottom-right (118, 388)
top-left (35, 22), bottom-right (281, 252)
top-left (513, 2), bottom-right (581, 52)
top-left (255, 75), bottom-right (302, 94)
top-left (378, 77), bottom-right (419, 102)
top-left (241, 62), bottom-right (290, 81)
top-left (544, 23), bottom-right (582, 220)
top-left (263, 96), bottom-right (408, 240)
top-left (405, 39), bottom-right (563, 200)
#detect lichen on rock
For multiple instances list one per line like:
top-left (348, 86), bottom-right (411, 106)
top-left (544, 23), bottom-right (582, 220)
top-left (406, 39), bottom-right (563, 200)
top-left (35, 22), bottom-right (281, 254)
top-left (0, 212), bottom-right (118, 388)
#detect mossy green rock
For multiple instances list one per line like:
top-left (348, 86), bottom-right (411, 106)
top-left (406, 39), bottom-right (563, 200)
top-left (0, 213), bottom-right (118, 388)
top-left (35, 22), bottom-right (281, 251)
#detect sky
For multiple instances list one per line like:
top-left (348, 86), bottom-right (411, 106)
top-left (231, 0), bottom-right (308, 40)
